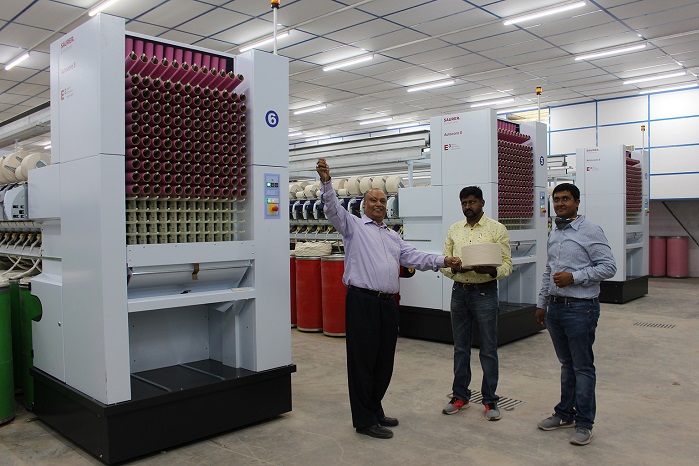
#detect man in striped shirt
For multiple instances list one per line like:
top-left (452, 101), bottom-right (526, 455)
top-left (441, 186), bottom-right (512, 421)
top-left (535, 182), bottom-right (616, 446)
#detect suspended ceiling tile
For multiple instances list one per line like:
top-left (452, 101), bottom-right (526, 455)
top-left (177, 9), bottom-right (250, 36)
top-left (212, 18), bottom-right (273, 45)
top-left (484, 41), bottom-right (558, 61)
top-left (302, 10), bottom-right (381, 37)
top-left (275, 0), bottom-right (345, 26)
top-left (279, 37), bottom-right (341, 60)
top-left (383, 0), bottom-right (475, 25)
top-left (125, 21), bottom-right (169, 38)
top-left (350, 28), bottom-right (430, 52)
top-left (529, 10), bottom-right (613, 38)
top-left (0, 0), bottom-right (34, 21)
top-left (350, 59), bottom-right (414, 76)
top-left (101, 0), bottom-right (165, 19)
top-left (308, 45), bottom-right (380, 68)
top-left (541, 22), bottom-right (631, 48)
top-left (381, 41), bottom-right (445, 60)
top-left (138, 0), bottom-right (213, 28)
top-left (0, 23), bottom-right (51, 49)
top-left (498, 48), bottom-right (571, 66)
top-left (24, 70), bottom-right (49, 86)
top-left (289, 59), bottom-right (318, 74)
top-left (351, 81), bottom-right (401, 95)
top-left (192, 37), bottom-right (236, 53)
top-left (464, 29), bottom-right (533, 53)
top-left (15, 0), bottom-right (82, 30)
top-left (484, 0), bottom-right (588, 18)
top-left (16, 96), bottom-right (46, 107)
top-left (354, 0), bottom-right (431, 17)
top-left (5, 81), bottom-right (46, 96)
top-left (399, 45), bottom-right (473, 66)
top-left (561, 31), bottom-right (646, 54)
top-left (156, 29), bottom-right (202, 46)
top-left (0, 93), bottom-right (30, 105)
top-left (411, 8), bottom-right (497, 37)
top-left (609, 0), bottom-right (699, 20)
top-left (635, 18), bottom-right (699, 40)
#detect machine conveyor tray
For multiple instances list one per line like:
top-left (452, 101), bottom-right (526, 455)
top-left (127, 287), bottom-right (255, 312)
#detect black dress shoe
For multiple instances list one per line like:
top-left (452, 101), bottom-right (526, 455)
top-left (378, 416), bottom-right (399, 427)
top-left (356, 424), bottom-right (394, 439)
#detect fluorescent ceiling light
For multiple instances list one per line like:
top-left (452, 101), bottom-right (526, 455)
top-left (624, 71), bottom-right (686, 85)
top-left (293, 104), bottom-right (327, 115)
top-left (288, 132), bottom-right (303, 137)
top-left (470, 98), bottom-right (515, 108)
top-left (575, 43), bottom-right (647, 61)
top-left (4, 52), bottom-right (30, 70)
top-left (323, 54), bottom-right (374, 71)
top-left (88, 0), bottom-right (122, 17)
top-left (638, 83), bottom-right (698, 94)
top-left (503, 1), bottom-right (586, 26)
top-left (407, 79), bottom-right (455, 92)
top-left (359, 117), bottom-right (393, 125)
top-left (239, 31), bottom-right (290, 53)
top-left (497, 106), bottom-right (538, 114)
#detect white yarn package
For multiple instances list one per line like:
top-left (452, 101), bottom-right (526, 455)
top-left (293, 241), bottom-right (333, 257)
top-left (460, 243), bottom-right (502, 267)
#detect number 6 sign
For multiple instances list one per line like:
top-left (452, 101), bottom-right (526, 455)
top-left (266, 110), bottom-right (279, 128)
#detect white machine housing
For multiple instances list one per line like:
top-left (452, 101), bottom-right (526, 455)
top-left (575, 145), bottom-right (649, 282)
top-left (29, 14), bottom-right (291, 406)
top-left (399, 108), bottom-right (548, 312)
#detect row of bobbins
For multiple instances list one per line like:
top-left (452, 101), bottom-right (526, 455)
top-left (496, 124), bottom-right (534, 219)
top-left (124, 37), bottom-right (247, 198)
top-left (626, 157), bottom-right (642, 212)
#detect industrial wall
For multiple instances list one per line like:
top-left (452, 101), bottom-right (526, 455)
top-left (548, 87), bottom-right (699, 200)
top-left (548, 88), bottom-right (699, 277)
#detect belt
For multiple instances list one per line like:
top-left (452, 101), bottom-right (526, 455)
top-left (454, 280), bottom-right (497, 291)
top-left (549, 295), bottom-right (598, 304)
top-left (348, 285), bottom-right (395, 300)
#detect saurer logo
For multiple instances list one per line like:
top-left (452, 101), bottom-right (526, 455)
top-left (61, 36), bottom-right (74, 49)
top-left (444, 116), bottom-right (460, 122)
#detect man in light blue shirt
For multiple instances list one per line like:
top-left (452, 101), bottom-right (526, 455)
top-left (535, 183), bottom-right (616, 446)
top-left (316, 158), bottom-right (461, 440)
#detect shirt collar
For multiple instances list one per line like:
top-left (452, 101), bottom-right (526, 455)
top-left (462, 213), bottom-right (489, 228)
top-left (555, 215), bottom-right (584, 230)
top-left (362, 213), bottom-right (386, 228)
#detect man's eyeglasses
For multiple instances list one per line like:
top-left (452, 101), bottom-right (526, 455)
top-left (552, 196), bottom-right (574, 203)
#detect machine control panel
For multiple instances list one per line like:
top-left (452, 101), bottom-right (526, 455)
top-left (539, 190), bottom-right (547, 216)
top-left (264, 173), bottom-right (281, 219)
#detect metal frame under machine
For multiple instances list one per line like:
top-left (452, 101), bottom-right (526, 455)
top-left (27, 15), bottom-right (294, 464)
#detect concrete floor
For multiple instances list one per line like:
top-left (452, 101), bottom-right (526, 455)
top-left (1, 277), bottom-right (698, 465)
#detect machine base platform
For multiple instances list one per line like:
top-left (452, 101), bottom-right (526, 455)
top-left (600, 276), bottom-right (648, 304)
top-left (33, 360), bottom-right (296, 464)
top-left (399, 302), bottom-right (541, 346)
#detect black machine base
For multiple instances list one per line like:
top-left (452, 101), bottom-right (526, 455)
top-left (399, 302), bottom-right (541, 346)
top-left (599, 276), bottom-right (648, 304)
top-left (32, 360), bottom-right (296, 464)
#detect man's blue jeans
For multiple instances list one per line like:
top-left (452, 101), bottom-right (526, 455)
top-left (449, 283), bottom-right (499, 405)
top-left (546, 299), bottom-right (600, 430)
